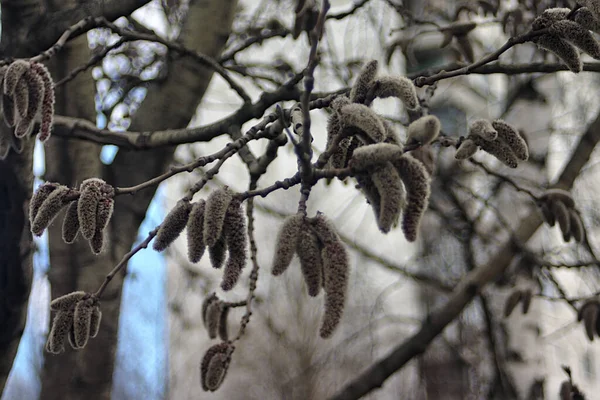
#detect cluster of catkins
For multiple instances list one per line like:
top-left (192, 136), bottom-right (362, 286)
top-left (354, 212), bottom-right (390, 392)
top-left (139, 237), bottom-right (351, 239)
top-left (46, 291), bottom-right (102, 354)
top-left (327, 60), bottom-right (435, 242)
top-left (577, 298), bottom-right (600, 341)
top-left (201, 293), bottom-right (232, 341)
top-left (272, 212), bottom-right (349, 338)
top-left (537, 189), bottom-right (584, 242)
top-left (30, 178), bottom-right (115, 254)
top-left (453, 119), bottom-right (529, 168)
top-left (531, 4), bottom-right (600, 72)
top-left (1, 59), bottom-right (55, 141)
top-left (503, 288), bottom-right (533, 317)
top-left (152, 187), bottom-right (248, 291)
top-left (200, 341), bottom-right (234, 392)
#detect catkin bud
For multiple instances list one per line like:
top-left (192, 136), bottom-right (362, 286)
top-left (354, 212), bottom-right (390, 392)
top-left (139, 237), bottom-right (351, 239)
top-left (395, 155), bottom-right (431, 242)
top-left (472, 136), bottom-right (519, 168)
top-left (89, 306), bottom-right (102, 338)
top-left (339, 103), bottom-right (386, 143)
top-left (187, 200), bottom-right (207, 263)
top-left (209, 234), bottom-right (227, 269)
top-left (205, 300), bottom-right (221, 339)
top-left (348, 143), bottom-right (404, 170)
top-left (46, 310), bottom-right (74, 354)
top-left (32, 185), bottom-right (71, 236)
top-left (550, 19), bottom-right (600, 59)
top-left (534, 34), bottom-right (582, 73)
top-left (356, 173), bottom-right (382, 221)
top-left (551, 200), bottom-right (571, 238)
top-left (201, 343), bottom-right (232, 392)
top-left (62, 200), bottom-right (80, 244)
top-left (469, 119), bottom-right (497, 141)
top-left (205, 353), bottom-right (230, 391)
top-left (30, 182), bottom-right (58, 223)
top-left (221, 201), bottom-right (247, 291)
top-left (50, 291), bottom-right (86, 311)
top-left (3, 60), bottom-right (30, 97)
top-left (580, 301), bottom-right (599, 341)
top-left (540, 188), bottom-right (575, 208)
top-left (569, 209), bottom-right (585, 242)
top-left (370, 76), bottom-right (420, 110)
top-left (504, 290), bottom-right (522, 317)
top-left (455, 139), bottom-right (478, 159)
top-left (296, 229), bottom-right (323, 297)
top-left (202, 293), bottom-right (219, 326)
top-left (272, 214), bottom-right (303, 275)
top-left (491, 120), bottom-right (529, 161)
top-left (153, 200), bottom-right (193, 251)
top-left (350, 60), bottom-right (378, 104)
top-left (406, 115), bottom-right (441, 146)
top-left (30, 62), bottom-right (55, 142)
top-left (320, 240), bottom-right (349, 338)
top-left (73, 299), bottom-right (93, 348)
top-left (203, 188), bottom-right (234, 248)
top-left (78, 181), bottom-right (103, 240)
top-left (371, 164), bottom-right (406, 233)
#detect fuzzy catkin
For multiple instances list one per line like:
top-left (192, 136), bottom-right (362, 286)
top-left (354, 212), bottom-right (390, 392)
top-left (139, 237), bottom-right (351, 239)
top-left (95, 197), bottom-right (114, 233)
top-left (534, 34), bottom-right (582, 73)
top-left (46, 311), bottom-right (74, 354)
top-left (491, 120), bottom-right (529, 161)
top-left (89, 306), bottom-right (102, 338)
top-left (371, 76), bottom-right (419, 110)
top-left (326, 111), bottom-right (346, 168)
top-left (62, 200), bottom-right (80, 244)
top-left (469, 119), bottom-right (497, 141)
top-left (31, 185), bottom-right (70, 236)
top-left (187, 200), bottom-right (207, 263)
top-left (410, 146), bottom-right (435, 177)
top-left (355, 173), bottom-right (382, 220)
top-left (221, 201), bottom-right (247, 291)
top-left (540, 188), bottom-right (575, 208)
top-left (50, 291), bottom-right (86, 311)
top-left (203, 188), bottom-right (234, 247)
top-left (550, 19), bottom-right (600, 59)
top-left (371, 164), bottom-right (405, 233)
top-left (339, 103), bottom-right (386, 143)
top-left (578, 0), bottom-right (600, 24)
top-left (30, 62), bottom-right (55, 142)
top-left (395, 155), bottom-right (431, 242)
top-left (153, 200), bottom-right (193, 251)
top-left (73, 300), bottom-right (93, 348)
top-left (202, 293), bottom-right (218, 327)
top-left (575, 7), bottom-right (600, 33)
top-left (205, 353), bottom-right (229, 391)
top-left (30, 182), bottom-right (58, 223)
top-left (455, 139), bottom-right (478, 160)
top-left (13, 77), bottom-right (29, 123)
top-left (350, 60), bottom-right (378, 104)
top-left (406, 115), bottom-right (441, 146)
top-left (3, 60), bottom-right (30, 97)
top-left (472, 136), bottom-right (519, 168)
top-left (320, 240), bottom-right (349, 338)
top-left (272, 214), bottom-right (303, 275)
top-left (539, 201), bottom-right (556, 226)
top-left (208, 234), bottom-right (227, 269)
top-left (296, 229), bottom-right (323, 297)
top-left (78, 183), bottom-right (102, 240)
top-left (205, 300), bottom-right (221, 339)
top-left (217, 305), bottom-right (230, 341)
top-left (569, 209), bottom-right (585, 242)
top-left (201, 343), bottom-right (232, 392)
top-left (2, 93), bottom-right (15, 127)
top-left (348, 143), bottom-right (404, 170)
top-left (89, 229), bottom-right (106, 255)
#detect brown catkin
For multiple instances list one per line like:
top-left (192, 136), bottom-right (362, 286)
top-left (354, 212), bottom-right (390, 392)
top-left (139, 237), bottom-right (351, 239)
top-left (394, 155), bottom-right (431, 242)
top-left (578, 1), bottom-right (600, 21)
top-left (559, 381), bottom-right (573, 400)
top-left (348, 143), bottom-right (404, 170)
top-left (205, 300), bottom-right (221, 339)
top-left (575, 7), bottom-right (600, 33)
top-left (406, 115), bottom-right (441, 146)
top-left (201, 343), bottom-right (232, 391)
top-left (50, 291), bottom-right (86, 311)
top-left (491, 120), bottom-right (529, 161)
top-left (205, 353), bottom-right (230, 391)
top-left (296, 228), bottom-right (323, 297)
top-left (78, 183), bottom-right (102, 240)
top-left (30, 182), bottom-right (58, 223)
top-left (3, 60), bottom-right (30, 97)
top-left (187, 200), bottom-right (207, 263)
top-left (221, 201), bottom-right (247, 291)
top-left (208, 234), bottom-right (227, 269)
top-left (355, 173), bottom-right (382, 220)
top-left (455, 138), bottom-right (479, 160)
top-left (32, 185), bottom-right (71, 236)
top-left (202, 293), bottom-right (218, 326)
top-left (350, 60), bottom-right (378, 104)
top-left (13, 77), bottom-right (29, 123)
top-left (95, 197), bottom-right (114, 233)
top-left (90, 229), bottom-right (106, 255)
top-left (371, 164), bottom-right (406, 233)
top-left (550, 19), bottom-right (600, 59)
top-left (203, 188), bottom-right (234, 248)
top-left (521, 289), bottom-right (533, 314)
top-left (217, 305), bottom-right (230, 341)
top-left (339, 103), bottom-right (386, 143)
top-left (46, 311), bottom-right (74, 354)
top-left (504, 290), bottom-right (522, 317)
top-left (62, 200), bottom-right (80, 244)
top-left (539, 201), bottom-right (556, 226)
top-left (73, 300), bottom-right (93, 349)
top-left (540, 188), bottom-right (575, 208)
top-left (325, 111), bottom-right (345, 168)
top-left (30, 62), bottom-right (55, 142)
top-left (15, 70), bottom-right (44, 138)
top-left (472, 135), bottom-right (519, 168)
top-left (569, 209), bottom-right (585, 242)
top-left (89, 306), bottom-right (102, 338)
top-left (272, 214), bottom-right (303, 275)
top-left (153, 200), bottom-right (193, 251)
top-left (534, 34), bottom-right (582, 73)
top-left (310, 213), bottom-right (340, 245)
top-left (371, 76), bottom-right (419, 110)
top-left (320, 240), bottom-right (349, 338)
top-left (469, 119), bottom-right (497, 141)
top-left (582, 302), bottom-right (599, 341)
top-left (551, 199), bottom-right (571, 238)
top-left (2, 93), bottom-right (15, 127)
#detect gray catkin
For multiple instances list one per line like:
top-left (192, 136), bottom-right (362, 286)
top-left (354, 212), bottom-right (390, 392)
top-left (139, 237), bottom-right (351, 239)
top-left (187, 200), bottom-right (207, 263)
top-left (205, 353), bottom-right (229, 391)
top-left (339, 103), bottom-right (386, 143)
top-left (355, 172), bottom-right (382, 221)
top-left (201, 343), bottom-right (232, 392)
top-left (540, 188), bottom-right (575, 208)
top-left (578, 0), bottom-right (600, 22)
top-left (32, 185), bottom-right (71, 236)
top-left (532, 8), bottom-right (570, 30)
top-left (472, 136), bottom-right (519, 168)
top-left (348, 143), bottom-right (404, 170)
top-left (203, 188), bottom-right (234, 248)
top-left (2, 93), bottom-right (15, 127)
top-left (310, 213), bottom-right (340, 245)
top-left (208, 234), bottom-right (227, 269)
top-left (46, 310), bottom-right (74, 354)
top-left (272, 214), bottom-right (303, 275)
top-left (575, 7), bottom-right (600, 33)
top-left (551, 199), bottom-right (571, 237)
top-left (491, 120), bottom-right (529, 161)
top-left (469, 119), bottom-right (497, 141)
top-left (569, 209), bottom-right (585, 242)
top-left (534, 34), bottom-right (582, 73)
top-left (50, 291), bottom-right (86, 311)
top-left (205, 300), bottom-right (221, 339)
top-left (30, 62), bottom-right (55, 142)
top-left (30, 182), bottom-right (58, 223)
top-left (217, 305), bottom-right (230, 341)
top-left (78, 183), bottom-right (102, 240)
top-left (95, 197), bottom-right (114, 233)
top-left (371, 164), bottom-right (406, 233)
top-left (153, 200), bottom-right (193, 251)
top-left (89, 229), bottom-right (106, 255)
top-left (394, 155), bottom-right (431, 242)
top-left (89, 306), bottom-right (102, 338)
top-left (455, 139), bottom-right (479, 160)
top-left (406, 115), bottom-right (441, 145)
top-left (73, 300), bottom-right (93, 349)
top-left (221, 201), bottom-right (247, 291)
top-left (13, 77), bottom-right (29, 123)
top-left (410, 146), bottom-right (435, 177)
top-left (296, 228), bottom-right (323, 297)
top-left (3, 60), bottom-right (30, 97)
top-left (326, 111), bottom-right (345, 168)
top-left (202, 293), bottom-right (219, 327)
top-left (371, 76), bottom-right (419, 110)
top-left (62, 200), bottom-right (80, 244)
top-left (350, 60), bottom-right (378, 104)
top-left (320, 240), bottom-right (349, 338)
top-left (539, 201), bottom-right (556, 226)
